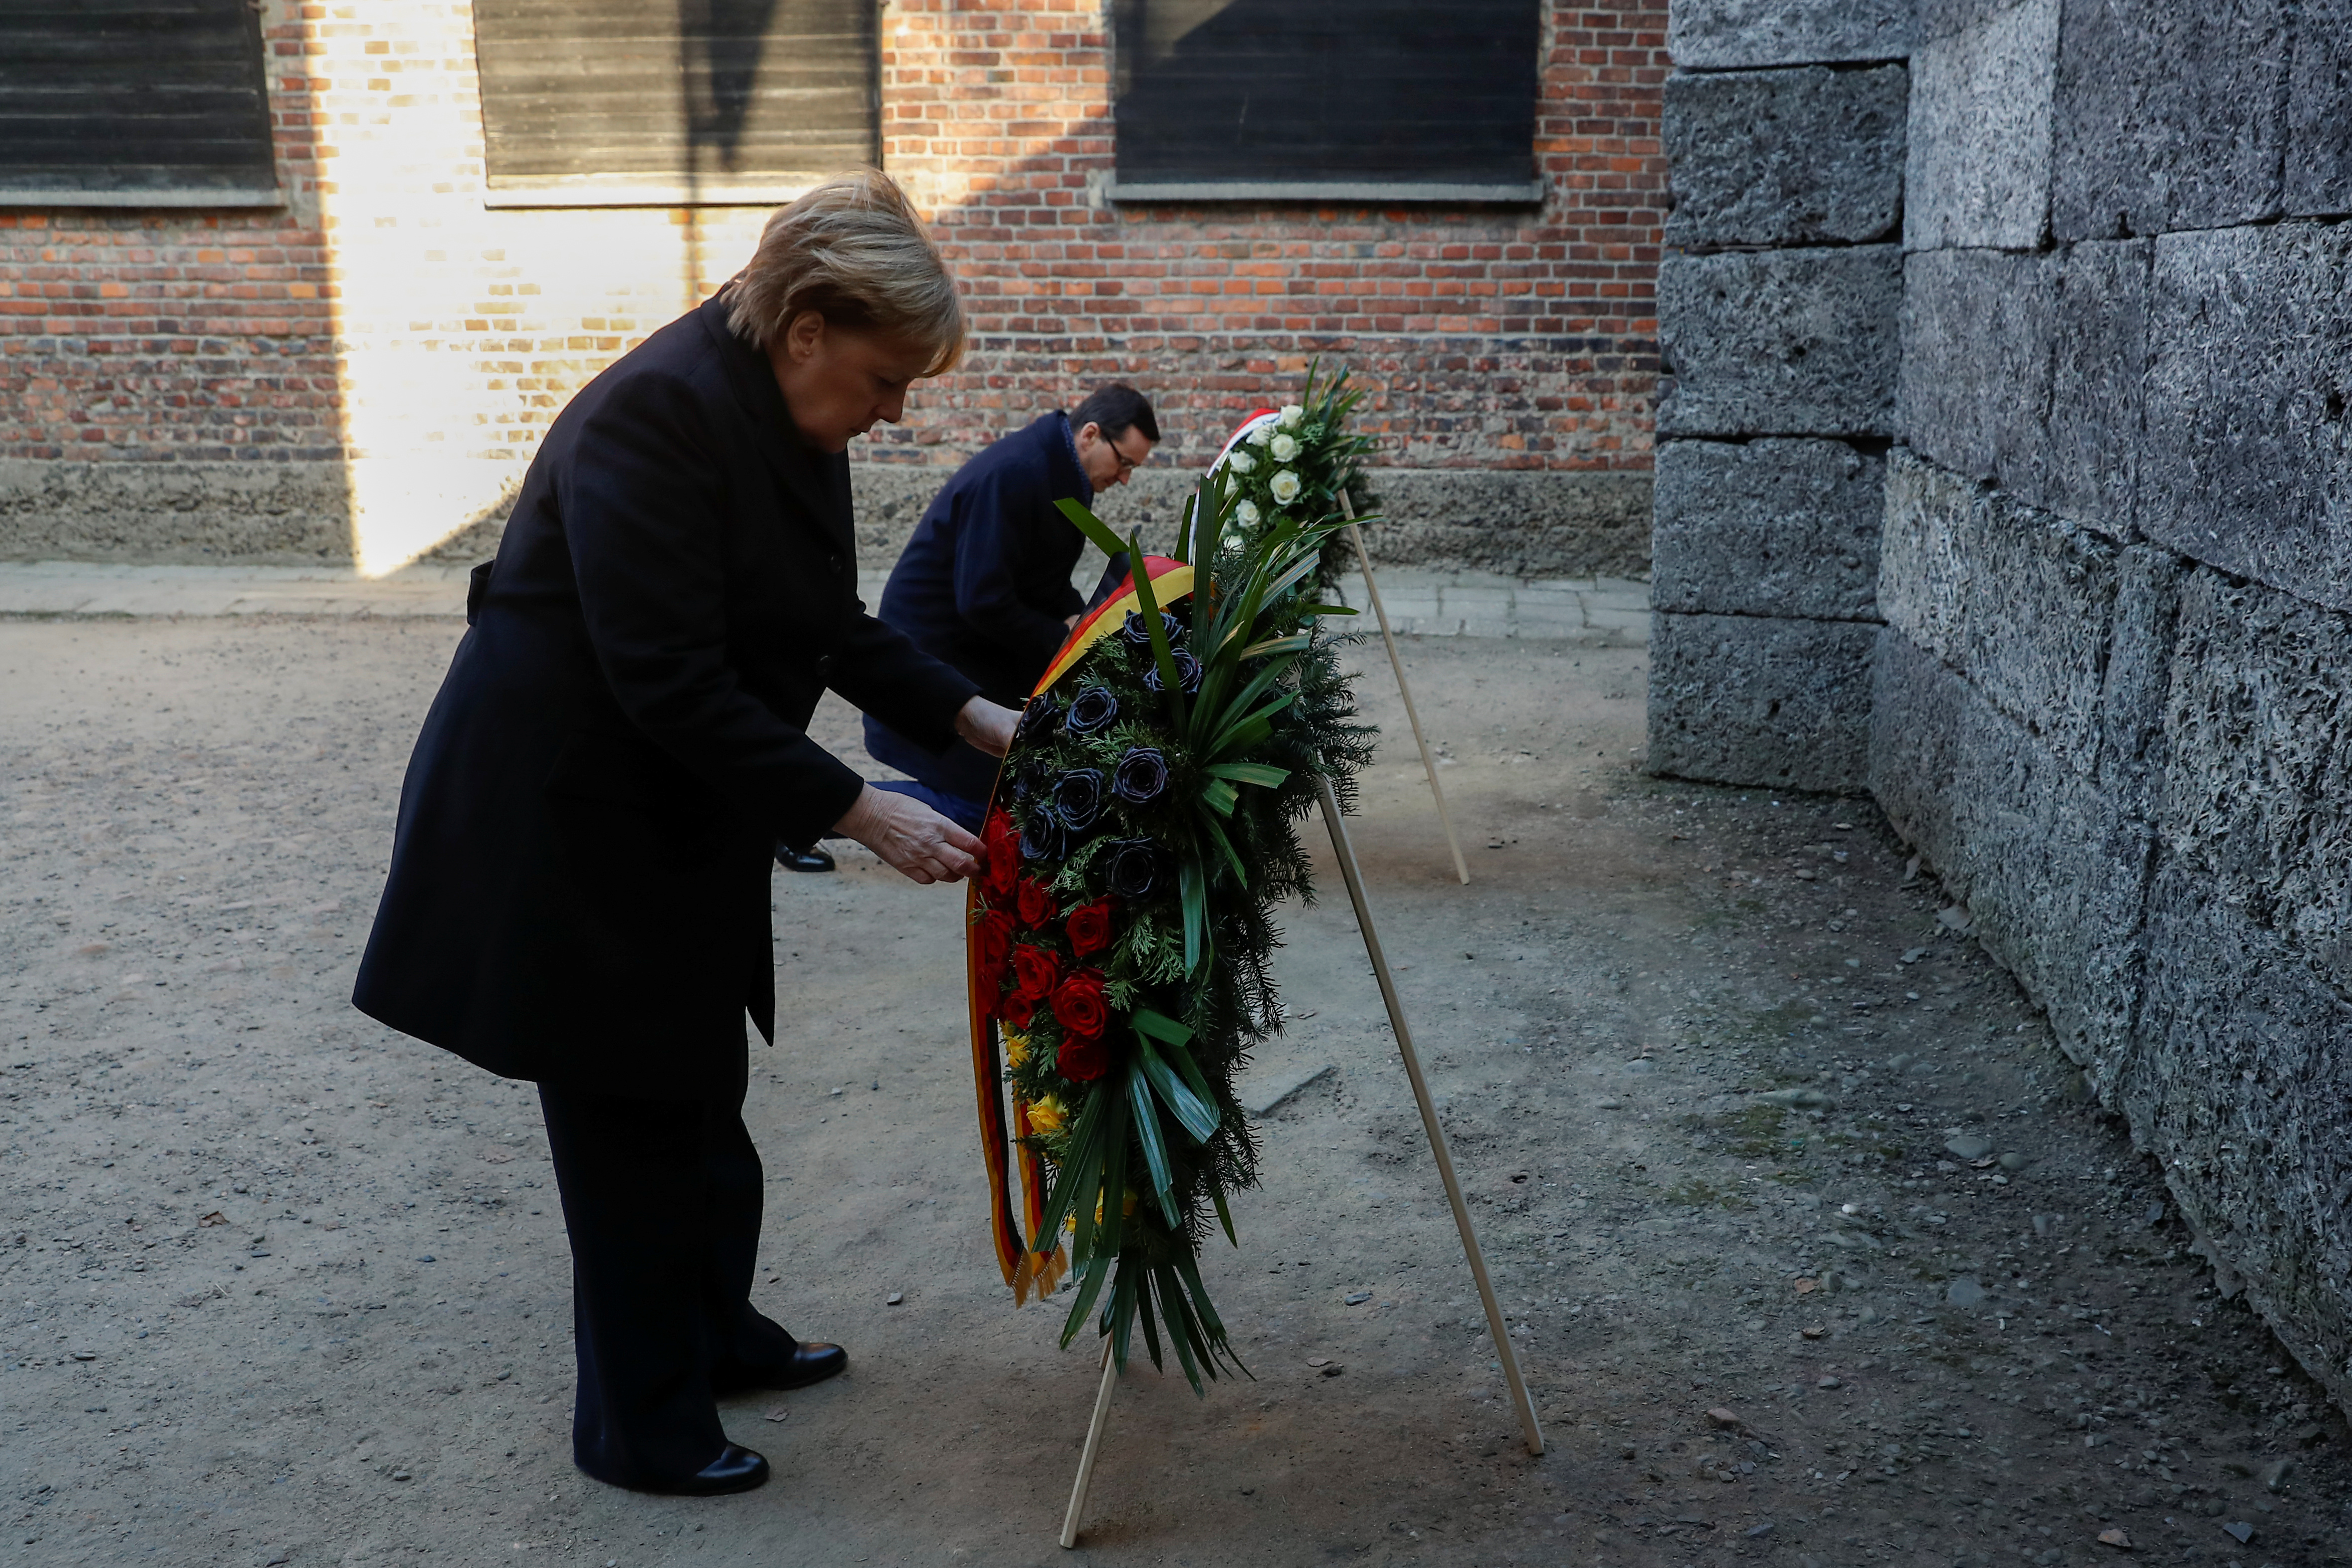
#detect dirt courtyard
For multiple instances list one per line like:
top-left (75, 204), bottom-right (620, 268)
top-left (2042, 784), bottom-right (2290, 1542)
top-left (2, 615), bottom-right (2346, 1568)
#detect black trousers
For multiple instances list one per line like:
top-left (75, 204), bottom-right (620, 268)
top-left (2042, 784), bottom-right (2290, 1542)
top-left (538, 1078), bottom-right (800, 1488)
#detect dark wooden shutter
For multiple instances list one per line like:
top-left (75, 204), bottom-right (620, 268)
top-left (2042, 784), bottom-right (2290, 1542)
top-left (1111, 0), bottom-right (1543, 200)
top-left (471, 0), bottom-right (878, 206)
top-left (0, 0), bottom-right (277, 205)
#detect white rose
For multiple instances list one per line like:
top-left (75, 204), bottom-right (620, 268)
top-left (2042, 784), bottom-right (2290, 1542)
top-left (1246, 424), bottom-right (1273, 447)
top-left (1269, 432), bottom-right (1300, 462)
top-left (1228, 448), bottom-right (1257, 474)
top-left (1269, 469), bottom-right (1301, 504)
top-left (1278, 404), bottom-right (1304, 430)
top-left (1234, 497), bottom-right (1262, 527)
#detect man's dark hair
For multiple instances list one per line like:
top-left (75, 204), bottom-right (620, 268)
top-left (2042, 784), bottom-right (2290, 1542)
top-left (1071, 383), bottom-right (1159, 445)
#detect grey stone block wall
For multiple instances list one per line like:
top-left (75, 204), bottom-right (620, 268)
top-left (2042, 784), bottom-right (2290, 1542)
top-left (1902, 0), bottom-right (2058, 251)
top-left (1896, 249), bottom-right (2057, 493)
top-left (1664, 65), bottom-right (1907, 250)
top-left (2049, 0), bottom-right (2294, 239)
top-left (1651, 439), bottom-right (1882, 619)
top-left (1870, 629), bottom-right (2157, 1069)
top-left (1651, 3), bottom-right (1911, 795)
top-left (1647, 612), bottom-right (1877, 792)
top-left (2158, 570), bottom-right (2352, 978)
top-left (1656, 245), bottom-right (1903, 438)
top-left (2142, 222), bottom-right (2352, 612)
top-left (1875, 449), bottom-right (2183, 788)
top-left (1894, 243), bottom-right (2162, 533)
top-left (1879, 449), bottom-right (2184, 798)
top-left (1668, 0), bottom-right (1913, 70)
top-left (2035, 239), bottom-right (2151, 529)
top-left (1834, 0), bottom-right (2352, 1412)
top-left (2127, 868), bottom-right (2352, 1391)
top-left (2286, 0), bottom-right (2352, 216)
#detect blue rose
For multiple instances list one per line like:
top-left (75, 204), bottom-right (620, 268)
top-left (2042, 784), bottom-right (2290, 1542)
top-left (1142, 648), bottom-right (1202, 694)
top-left (1019, 813), bottom-right (1065, 865)
top-left (1053, 768), bottom-right (1106, 832)
top-left (1104, 837), bottom-right (1163, 900)
top-left (1119, 609), bottom-right (1184, 650)
top-left (1112, 747), bottom-right (1167, 805)
top-left (1015, 695), bottom-right (1060, 745)
top-left (1064, 684), bottom-right (1119, 737)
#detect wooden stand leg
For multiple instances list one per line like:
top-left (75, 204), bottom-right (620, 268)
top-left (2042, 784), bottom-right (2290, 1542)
top-left (1338, 494), bottom-right (1471, 886)
top-left (1315, 777), bottom-right (1544, 1456)
top-left (1059, 1336), bottom-right (1120, 1548)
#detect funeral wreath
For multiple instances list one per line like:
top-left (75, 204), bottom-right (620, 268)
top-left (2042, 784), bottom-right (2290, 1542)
top-left (965, 397), bottom-right (1379, 1391)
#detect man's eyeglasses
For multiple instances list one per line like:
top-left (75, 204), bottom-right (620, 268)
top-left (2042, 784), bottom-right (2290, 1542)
top-left (1108, 435), bottom-right (1152, 477)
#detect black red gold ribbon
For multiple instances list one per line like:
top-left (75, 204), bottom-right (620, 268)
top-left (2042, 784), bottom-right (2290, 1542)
top-left (969, 554), bottom-right (1196, 1304)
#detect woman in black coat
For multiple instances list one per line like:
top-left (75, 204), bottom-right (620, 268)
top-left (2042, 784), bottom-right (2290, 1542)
top-left (353, 171), bottom-right (1015, 1496)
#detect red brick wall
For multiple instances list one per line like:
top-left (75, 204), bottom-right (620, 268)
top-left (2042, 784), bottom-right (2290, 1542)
top-left (881, 1), bottom-right (1670, 471)
top-left (0, 1), bottom-right (1668, 478)
top-left (0, 0), bottom-right (335, 463)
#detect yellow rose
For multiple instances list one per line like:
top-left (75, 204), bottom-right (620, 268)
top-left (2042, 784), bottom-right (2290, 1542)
top-left (1027, 1095), bottom-right (1066, 1134)
top-left (1089, 1187), bottom-right (1142, 1225)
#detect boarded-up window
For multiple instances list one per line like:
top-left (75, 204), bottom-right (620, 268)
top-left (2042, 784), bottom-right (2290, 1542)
top-left (471, 0), bottom-right (878, 207)
top-left (0, 0), bottom-right (278, 207)
top-left (1110, 0), bottom-right (1544, 201)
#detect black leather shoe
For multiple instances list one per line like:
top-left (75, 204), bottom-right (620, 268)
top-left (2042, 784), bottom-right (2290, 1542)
top-left (776, 844), bottom-right (836, 874)
top-left (650, 1444), bottom-right (769, 1497)
top-left (715, 1341), bottom-right (848, 1394)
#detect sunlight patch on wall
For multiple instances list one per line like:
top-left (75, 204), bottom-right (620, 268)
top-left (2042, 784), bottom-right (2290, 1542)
top-left (313, 8), bottom-right (764, 575)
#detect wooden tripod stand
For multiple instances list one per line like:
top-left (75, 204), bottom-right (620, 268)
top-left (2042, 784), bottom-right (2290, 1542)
top-left (1338, 493), bottom-right (1471, 885)
top-left (1055, 779), bottom-right (1542, 1547)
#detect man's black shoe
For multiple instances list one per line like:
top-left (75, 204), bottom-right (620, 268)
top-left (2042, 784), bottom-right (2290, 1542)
top-left (714, 1341), bottom-right (848, 1394)
top-left (776, 844), bottom-right (836, 874)
top-left (646, 1444), bottom-right (769, 1497)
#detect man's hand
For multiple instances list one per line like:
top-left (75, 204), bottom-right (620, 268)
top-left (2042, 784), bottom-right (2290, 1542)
top-left (831, 785), bottom-right (982, 885)
top-left (954, 695), bottom-right (1020, 759)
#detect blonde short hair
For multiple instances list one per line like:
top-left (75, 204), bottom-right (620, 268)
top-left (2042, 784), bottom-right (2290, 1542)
top-left (726, 169), bottom-right (965, 375)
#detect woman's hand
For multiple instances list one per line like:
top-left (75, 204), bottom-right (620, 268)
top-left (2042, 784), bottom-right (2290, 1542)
top-left (955, 696), bottom-right (1020, 759)
top-left (831, 785), bottom-right (983, 885)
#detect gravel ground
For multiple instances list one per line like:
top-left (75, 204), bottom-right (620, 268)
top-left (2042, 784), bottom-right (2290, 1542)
top-left (2, 616), bottom-right (2346, 1568)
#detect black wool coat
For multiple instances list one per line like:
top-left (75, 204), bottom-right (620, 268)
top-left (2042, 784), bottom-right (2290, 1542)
top-left (352, 294), bottom-right (979, 1098)
top-left (873, 411), bottom-right (1091, 707)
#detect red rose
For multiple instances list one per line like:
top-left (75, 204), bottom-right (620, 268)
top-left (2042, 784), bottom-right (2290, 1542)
top-left (981, 809), bottom-right (1020, 898)
top-left (1010, 944), bottom-right (1061, 1005)
top-left (972, 908), bottom-right (1015, 992)
top-left (1015, 876), bottom-right (1057, 929)
top-left (1056, 1033), bottom-right (1109, 1081)
top-left (997, 990), bottom-right (1035, 1027)
top-left (1050, 969), bottom-right (1109, 1041)
top-left (1065, 895), bottom-right (1117, 958)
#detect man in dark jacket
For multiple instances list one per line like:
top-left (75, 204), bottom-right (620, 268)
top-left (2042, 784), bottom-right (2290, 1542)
top-left (857, 383), bottom-right (1158, 829)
